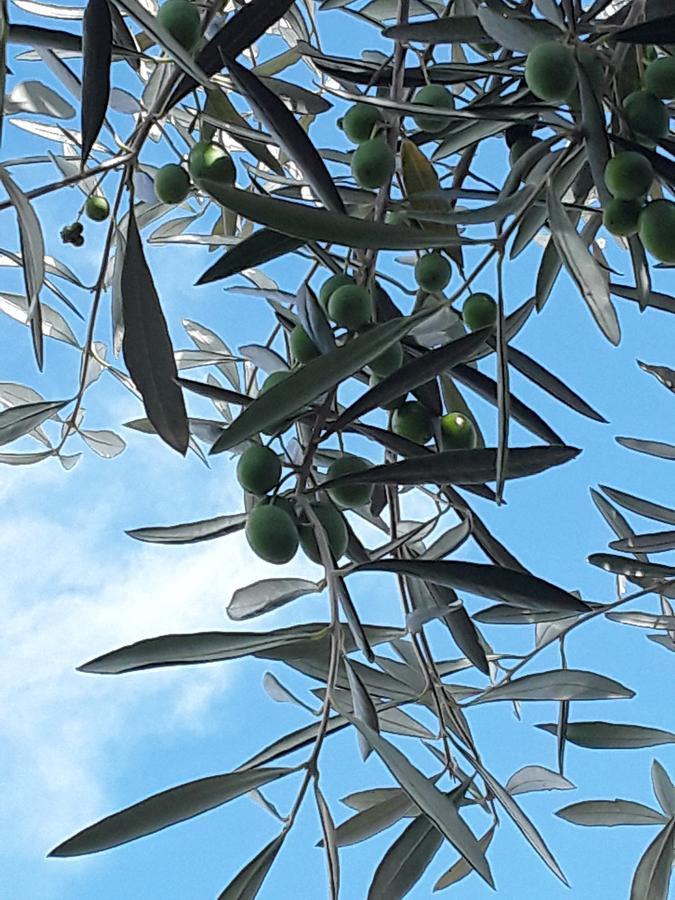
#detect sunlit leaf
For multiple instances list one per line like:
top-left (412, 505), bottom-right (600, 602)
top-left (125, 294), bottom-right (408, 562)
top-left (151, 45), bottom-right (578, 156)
top-left (536, 722), bottom-right (675, 750)
top-left (467, 670), bottom-right (634, 705)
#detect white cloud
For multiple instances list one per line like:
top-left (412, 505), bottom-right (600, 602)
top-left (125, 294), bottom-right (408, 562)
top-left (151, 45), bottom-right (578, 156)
top-left (0, 456), bottom-right (311, 864)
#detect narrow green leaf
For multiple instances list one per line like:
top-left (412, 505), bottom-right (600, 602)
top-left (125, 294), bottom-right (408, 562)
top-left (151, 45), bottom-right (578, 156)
top-left (610, 530), bottom-right (675, 554)
top-left (356, 559), bottom-right (589, 614)
top-left (588, 553), bottom-right (675, 581)
top-left (557, 800), bottom-right (668, 827)
top-left (325, 329), bottom-right (490, 438)
top-left (345, 659), bottom-right (379, 762)
top-left (368, 815), bottom-right (443, 900)
top-left (121, 206), bottom-right (189, 455)
top-left (536, 722), bottom-right (675, 750)
top-left (505, 766), bottom-right (574, 796)
top-left (0, 165), bottom-right (45, 368)
top-left (197, 230), bottom-right (305, 285)
top-left (169, 0), bottom-right (296, 107)
top-left (226, 56), bottom-right (343, 213)
top-left (546, 181), bottom-right (620, 346)
top-left (0, 0), bottom-right (7, 145)
top-left (126, 513), bottom-right (247, 545)
top-left (0, 398), bottom-right (66, 446)
top-left (314, 785), bottom-right (340, 900)
top-left (615, 14), bottom-right (675, 44)
top-left (433, 827), bottom-right (495, 891)
top-left (630, 818), bottom-right (675, 900)
top-left (202, 184), bottom-right (474, 251)
top-left (49, 768), bottom-right (293, 857)
top-left (345, 718), bottom-right (494, 887)
top-left (81, 0), bottom-right (111, 165)
top-left (218, 833), bottom-right (285, 900)
top-left (331, 792), bottom-right (415, 848)
top-left (508, 346), bottom-right (607, 423)
top-left (211, 315), bottom-right (424, 454)
top-left (323, 445), bottom-right (580, 490)
top-left (616, 437), bottom-right (675, 461)
top-left (600, 486), bottom-right (675, 527)
top-left (227, 577), bottom-right (322, 622)
top-left (468, 670), bottom-right (635, 706)
top-left (382, 17), bottom-right (488, 43)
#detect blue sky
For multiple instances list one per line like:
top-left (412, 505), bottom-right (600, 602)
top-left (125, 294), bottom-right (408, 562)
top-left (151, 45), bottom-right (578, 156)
top-left (1, 2), bottom-right (674, 898)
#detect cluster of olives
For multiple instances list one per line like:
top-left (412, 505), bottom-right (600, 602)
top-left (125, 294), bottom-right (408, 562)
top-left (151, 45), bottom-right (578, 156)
top-left (238, 445), bottom-right (375, 565)
top-left (60, 221), bottom-right (84, 247)
top-left (342, 86), bottom-right (455, 190)
top-left (154, 141), bottom-right (235, 205)
top-left (603, 150), bottom-right (675, 262)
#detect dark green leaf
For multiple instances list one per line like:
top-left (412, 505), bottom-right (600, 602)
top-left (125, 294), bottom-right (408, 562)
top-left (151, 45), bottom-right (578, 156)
top-left (126, 513), bottom-right (247, 545)
top-left (616, 437), bottom-right (675, 460)
top-left (323, 445), bottom-right (580, 491)
top-left (382, 17), bottom-right (488, 43)
top-left (615, 14), bottom-right (675, 43)
top-left (453, 363), bottom-right (563, 445)
top-left (467, 670), bottom-right (635, 705)
top-left (211, 315), bottom-right (424, 453)
top-left (50, 768), bottom-right (293, 856)
top-left (314, 785), bottom-right (340, 900)
top-left (537, 722), bottom-right (675, 749)
top-left (325, 329), bottom-right (490, 438)
top-left (600, 485), bottom-right (675, 527)
top-left (331, 793), bottom-right (415, 848)
top-left (355, 559), bottom-right (589, 614)
top-left (218, 833), bottom-right (285, 900)
top-left (81, 0), bottom-right (111, 165)
top-left (226, 57), bottom-right (343, 213)
top-left (177, 377), bottom-right (252, 408)
top-left (508, 346), bottom-right (607, 423)
top-left (610, 530), bottom-right (675, 554)
top-left (169, 0), bottom-right (296, 107)
top-left (202, 184), bottom-right (473, 251)
top-left (121, 207), bottom-right (189, 455)
top-left (197, 230), bottom-right (305, 285)
top-left (473, 604), bottom-right (576, 625)
top-left (588, 553), bottom-right (675, 581)
top-left (433, 827), bottom-right (495, 891)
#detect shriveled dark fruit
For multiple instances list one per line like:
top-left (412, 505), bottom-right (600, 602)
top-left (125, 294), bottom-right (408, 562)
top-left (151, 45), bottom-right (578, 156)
top-left (157, 0), bottom-right (201, 51)
top-left (318, 272), bottom-right (355, 311)
top-left (604, 151), bottom-right (654, 200)
top-left (509, 137), bottom-right (540, 166)
top-left (236, 445), bottom-right (281, 495)
top-left (412, 84), bottom-right (454, 133)
top-left (351, 139), bottom-right (396, 190)
top-left (463, 292), bottom-right (497, 331)
top-left (639, 200), bottom-right (675, 263)
top-left (188, 141), bottom-right (235, 185)
top-left (645, 56), bottom-right (675, 100)
top-left (290, 325), bottom-right (319, 364)
top-left (391, 400), bottom-right (433, 445)
top-left (525, 42), bottom-right (577, 103)
top-left (369, 373), bottom-right (407, 409)
top-left (245, 504), bottom-right (299, 565)
top-left (60, 222), bottom-right (83, 244)
top-left (298, 501), bottom-right (349, 564)
top-left (155, 164), bottom-right (190, 204)
top-left (85, 196), bottom-right (110, 222)
top-left (367, 339), bottom-right (403, 378)
top-left (328, 284), bottom-right (372, 330)
top-left (342, 102), bottom-right (384, 143)
top-left (326, 455), bottom-right (374, 508)
top-left (440, 412), bottom-right (477, 450)
top-left (505, 123), bottom-right (534, 148)
top-left (623, 90), bottom-right (668, 141)
top-left (415, 252), bottom-right (451, 293)
top-left (602, 199), bottom-right (641, 237)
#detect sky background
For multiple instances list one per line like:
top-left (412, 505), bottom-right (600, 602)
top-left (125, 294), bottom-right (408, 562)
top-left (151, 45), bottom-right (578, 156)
top-left (1, 2), bottom-right (674, 899)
